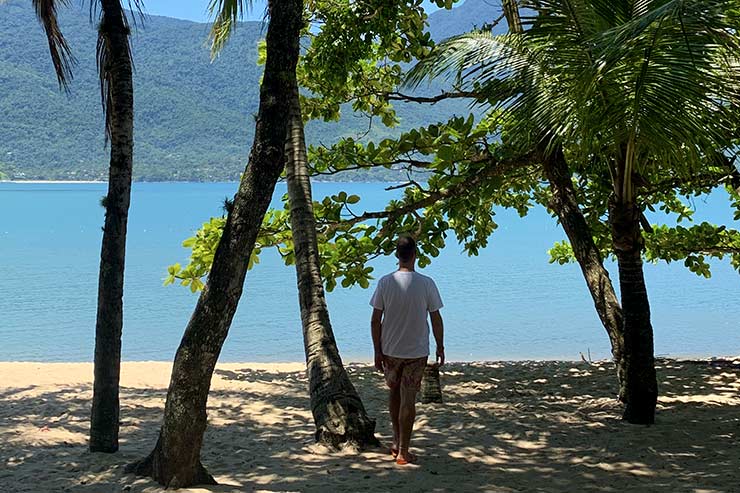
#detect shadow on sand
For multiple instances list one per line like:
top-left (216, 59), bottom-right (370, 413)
top-left (1, 359), bottom-right (738, 492)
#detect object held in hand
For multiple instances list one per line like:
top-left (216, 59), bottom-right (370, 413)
top-left (421, 363), bottom-right (443, 403)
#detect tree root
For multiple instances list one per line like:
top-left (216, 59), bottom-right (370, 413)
top-left (124, 450), bottom-right (217, 488)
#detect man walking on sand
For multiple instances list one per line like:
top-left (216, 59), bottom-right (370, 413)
top-left (370, 235), bottom-right (445, 466)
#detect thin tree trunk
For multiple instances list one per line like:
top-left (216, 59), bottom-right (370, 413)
top-left (89, 0), bottom-right (134, 453)
top-left (125, 0), bottom-right (302, 486)
top-left (502, 0), bottom-right (523, 33)
top-left (542, 149), bottom-right (625, 396)
top-left (608, 196), bottom-right (658, 424)
top-left (284, 86), bottom-right (379, 449)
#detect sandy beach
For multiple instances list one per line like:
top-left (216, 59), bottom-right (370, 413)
top-left (1, 359), bottom-right (738, 492)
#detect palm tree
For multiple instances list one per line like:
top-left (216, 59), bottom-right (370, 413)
top-left (501, 0), bottom-right (627, 398)
top-left (541, 146), bottom-right (626, 391)
top-left (126, 0), bottom-right (303, 486)
top-left (409, 0), bottom-right (740, 424)
top-left (208, 0), bottom-right (380, 449)
top-left (284, 85), bottom-right (379, 448)
top-left (34, 0), bottom-right (140, 451)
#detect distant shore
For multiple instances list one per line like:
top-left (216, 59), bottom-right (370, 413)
top-left (1, 359), bottom-right (738, 492)
top-left (1, 180), bottom-right (106, 184)
top-left (0, 179), bottom-right (404, 185)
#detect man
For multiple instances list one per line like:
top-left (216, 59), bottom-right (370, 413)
top-left (370, 235), bottom-right (444, 466)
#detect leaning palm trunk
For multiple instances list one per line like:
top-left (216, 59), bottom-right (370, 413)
top-left (609, 195), bottom-right (658, 424)
top-left (89, 0), bottom-right (135, 453)
top-left (502, 0), bottom-right (626, 376)
top-left (503, 0), bottom-right (630, 400)
top-left (126, 0), bottom-right (302, 486)
top-left (284, 87), bottom-right (379, 449)
top-left (542, 149), bottom-right (625, 395)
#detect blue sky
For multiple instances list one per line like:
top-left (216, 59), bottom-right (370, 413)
top-left (142, 0), bottom-right (264, 22)
top-left (143, 0), bottom-right (442, 23)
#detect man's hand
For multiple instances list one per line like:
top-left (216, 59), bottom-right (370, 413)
top-left (374, 351), bottom-right (385, 372)
top-left (435, 346), bottom-right (445, 367)
top-left (371, 308), bottom-right (384, 371)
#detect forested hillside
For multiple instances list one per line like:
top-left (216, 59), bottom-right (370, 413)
top-left (0, 0), bottom-right (491, 181)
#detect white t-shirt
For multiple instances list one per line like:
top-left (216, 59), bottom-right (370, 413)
top-left (369, 271), bottom-right (444, 359)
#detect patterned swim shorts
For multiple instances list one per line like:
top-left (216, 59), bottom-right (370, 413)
top-left (383, 356), bottom-right (427, 391)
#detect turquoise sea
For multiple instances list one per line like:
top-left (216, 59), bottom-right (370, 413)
top-left (1, 181), bottom-right (738, 363)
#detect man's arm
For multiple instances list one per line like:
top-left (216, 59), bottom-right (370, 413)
top-left (371, 308), bottom-right (384, 371)
top-left (430, 310), bottom-right (445, 366)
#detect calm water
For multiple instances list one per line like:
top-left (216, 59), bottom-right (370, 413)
top-left (1, 182), bottom-right (738, 362)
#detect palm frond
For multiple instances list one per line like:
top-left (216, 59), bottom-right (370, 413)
top-left (592, 0), bottom-right (740, 166)
top-left (125, 0), bottom-right (147, 28)
top-left (207, 0), bottom-right (255, 58)
top-left (33, 0), bottom-right (76, 89)
top-left (405, 31), bottom-right (524, 89)
top-left (521, 0), bottom-right (612, 40)
top-left (408, 0), bottom-right (740, 179)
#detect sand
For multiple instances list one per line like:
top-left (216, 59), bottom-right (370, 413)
top-left (1, 359), bottom-right (739, 493)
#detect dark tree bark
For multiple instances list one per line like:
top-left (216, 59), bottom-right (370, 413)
top-left (609, 195), bottom-right (658, 424)
top-left (284, 87), bottom-right (379, 449)
top-left (542, 149), bottom-right (625, 395)
top-left (125, 0), bottom-right (303, 486)
top-left (89, 0), bottom-right (134, 453)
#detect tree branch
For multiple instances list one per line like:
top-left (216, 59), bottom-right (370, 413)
top-left (673, 246), bottom-right (740, 256)
top-left (322, 153), bottom-right (536, 235)
top-left (639, 154), bottom-right (740, 196)
top-left (385, 90), bottom-right (484, 104)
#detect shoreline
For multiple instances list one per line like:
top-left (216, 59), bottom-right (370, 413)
top-left (1, 354), bottom-right (738, 365)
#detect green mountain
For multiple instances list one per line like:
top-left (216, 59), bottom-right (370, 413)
top-left (0, 0), bottom-right (500, 181)
top-left (428, 0), bottom-right (507, 40)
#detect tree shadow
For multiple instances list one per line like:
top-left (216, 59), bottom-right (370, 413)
top-left (1, 359), bottom-right (738, 492)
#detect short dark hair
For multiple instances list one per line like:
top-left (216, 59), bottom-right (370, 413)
top-left (396, 235), bottom-right (417, 262)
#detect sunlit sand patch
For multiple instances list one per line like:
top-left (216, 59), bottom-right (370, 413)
top-left (1, 360), bottom-right (739, 492)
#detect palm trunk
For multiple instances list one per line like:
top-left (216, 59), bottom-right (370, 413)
top-left (501, 0), bottom-right (628, 394)
top-left (125, 0), bottom-right (302, 486)
top-left (608, 196), bottom-right (657, 424)
top-left (89, 0), bottom-right (134, 453)
top-left (542, 150), bottom-right (625, 395)
top-left (284, 86), bottom-right (379, 449)
top-left (502, 0), bottom-right (523, 33)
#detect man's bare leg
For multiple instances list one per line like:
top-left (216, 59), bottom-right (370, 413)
top-left (397, 386), bottom-right (418, 463)
top-left (389, 385), bottom-right (401, 453)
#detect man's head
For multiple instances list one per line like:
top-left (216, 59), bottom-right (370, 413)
top-left (395, 235), bottom-right (417, 264)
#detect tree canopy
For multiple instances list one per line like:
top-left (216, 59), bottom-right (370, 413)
top-left (167, 0), bottom-right (740, 293)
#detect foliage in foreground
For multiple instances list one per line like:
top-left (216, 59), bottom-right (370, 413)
top-left (167, 0), bottom-right (740, 293)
